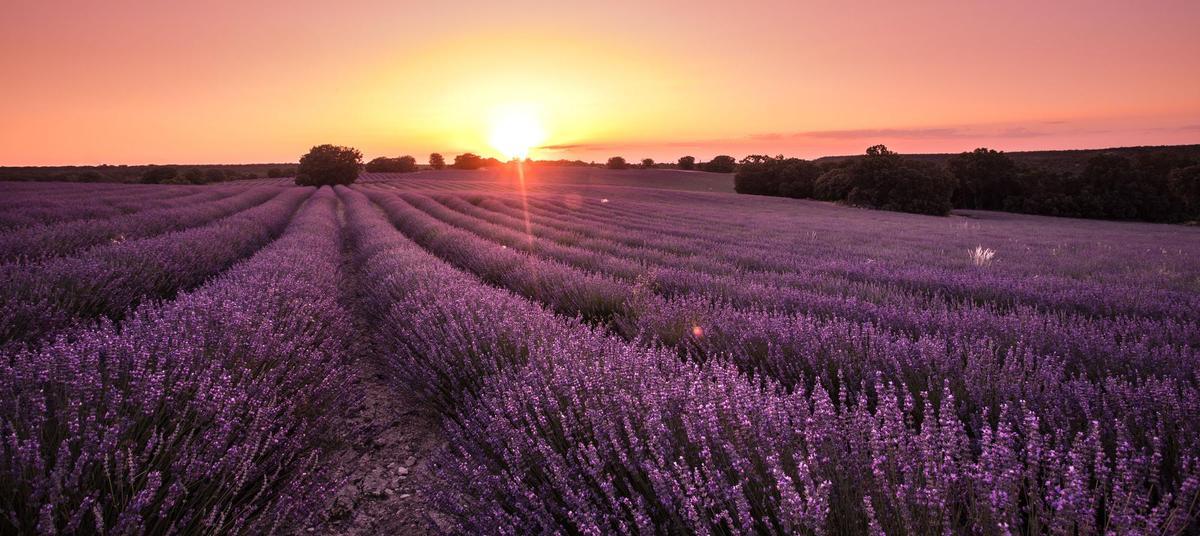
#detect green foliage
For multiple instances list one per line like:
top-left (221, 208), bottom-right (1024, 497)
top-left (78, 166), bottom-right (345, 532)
top-left (734, 155), bottom-right (821, 198)
top-left (1169, 165), bottom-right (1200, 218)
top-left (814, 167), bottom-right (853, 201)
top-left (365, 155), bottom-right (418, 173)
top-left (948, 148), bottom-right (1019, 209)
top-left (844, 146), bottom-right (957, 215)
top-left (454, 153), bottom-right (485, 170)
top-left (296, 144), bottom-right (361, 186)
top-left (702, 155), bottom-right (736, 173)
top-left (140, 166), bottom-right (178, 184)
top-left (430, 153), bottom-right (446, 170)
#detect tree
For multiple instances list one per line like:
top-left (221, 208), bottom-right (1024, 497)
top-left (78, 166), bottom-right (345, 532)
top-left (182, 168), bottom-right (205, 184)
top-left (1169, 165), bottom-right (1200, 218)
top-left (947, 148), bottom-right (1018, 210)
top-left (296, 144), bottom-right (361, 186)
top-left (814, 167), bottom-right (854, 201)
top-left (734, 155), bottom-right (821, 197)
top-left (702, 155), bottom-right (737, 173)
top-left (607, 156), bottom-right (627, 170)
top-left (267, 168), bottom-right (284, 178)
top-left (641, 158), bottom-right (655, 169)
top-left (843, 145), bottom-right (957, 215)
top-left (141, 166), bottom-right (178, 184)
top-left (205, 168), bottom-right (227, 183)
top-left (678, 156), bottom-right (696, 170)
top-left (365, 155), bottom-right (418, 173)
top-left (430, 153), bottom-right (445, 170)
top-left (454, 153), bottom-right (485, 170)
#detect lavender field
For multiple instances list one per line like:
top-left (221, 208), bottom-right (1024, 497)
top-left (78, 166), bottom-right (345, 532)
top-left (2, 169), bottom-right (1199, 534)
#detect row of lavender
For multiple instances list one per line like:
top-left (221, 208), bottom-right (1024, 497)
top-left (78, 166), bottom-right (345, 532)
top-left (356, 184), bottom-right (1199, 533)
top-left (0, 182), bottom-right (214, 231)
top-left (0, 185), bottom-right (283, 263)
top-left (0, 188), bottom-right (309, 346)
top-left (1, 188), bottom-right (355, 533)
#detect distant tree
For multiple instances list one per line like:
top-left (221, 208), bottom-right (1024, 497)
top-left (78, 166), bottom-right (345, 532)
top-left (182, 168), bottom-right (205, 184)
top-left (702, 155), bottom-right (737, 173)
top-left (266, 167), bottom-right (284, 178)
top-left (482, 157), bottom-right (503, 168)
top-left (641, 158), bottom-right (655, 169)
top-left (75, 170), bottom-right (104, 183)
top-left (454, 153), bottom-right (485, 170)
top-left (205, 168), bottom-right (227, 183)
top-left (396, 155), bottom-right (417, 172)
top-left (814, 167), bottom-right (854, 201)
top-left (1169, 165), bottom-right (1200, 218)
top-left (843, 145), bottom-right (957, 215)
top-left (733, 155), bottom-right (778, 195)
top-left (734, 155), bottom-right (821, 198)
top-left (365, 155), bottom-right (418, 173)
top-left (948, 148), bottom-right (1019, 210)
top-left (141, 166), bottom-right (178, 184)
top-left (430, 153), bottom-right (445, 170)
top-left (678, 156), bottom-right (696, 170)
top-left (607, 156), bottom-right (627, 170)
top-left (296, 144), bottom-right (361, 186)
top-left (365, 157), bottom-right (391, 172)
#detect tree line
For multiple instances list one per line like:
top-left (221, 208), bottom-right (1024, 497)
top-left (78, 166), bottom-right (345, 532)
top-left (734, 145), bottom-right (1200, 221)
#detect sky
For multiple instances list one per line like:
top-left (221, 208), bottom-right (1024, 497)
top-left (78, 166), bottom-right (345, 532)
top-left (1, 0), bottom-right (1198, 165)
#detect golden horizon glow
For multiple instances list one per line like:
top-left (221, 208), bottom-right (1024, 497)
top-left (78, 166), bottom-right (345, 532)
top-left (0, 1), bottom-right (1197, 165)
top-left (488, 104), bottom-right (547, 160)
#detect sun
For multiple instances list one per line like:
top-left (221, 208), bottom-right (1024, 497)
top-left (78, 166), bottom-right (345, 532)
top-left (488, 104), bottom-right (546, 159)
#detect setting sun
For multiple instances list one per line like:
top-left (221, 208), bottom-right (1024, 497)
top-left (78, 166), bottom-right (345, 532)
top-left (488, 105), bottom-right (546, 159)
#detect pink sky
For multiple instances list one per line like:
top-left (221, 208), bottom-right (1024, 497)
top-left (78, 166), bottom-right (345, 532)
top-left (1, 0), bottom-right (1198, 165)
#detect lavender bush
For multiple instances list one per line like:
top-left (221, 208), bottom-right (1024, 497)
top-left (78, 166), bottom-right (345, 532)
top-left (0, 187), bottom-right (354, 534)
top-left (0, 188), bottom-right (310, 346)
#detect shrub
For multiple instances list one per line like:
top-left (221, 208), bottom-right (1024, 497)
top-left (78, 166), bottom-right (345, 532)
top-left (844, 145), bottom-right (957, 215)
top-left (703, 155), bottom-right (737, 173)
top-left (267, 167), bottom-right (284, 178)
top-left (430, 152), bottom-right (445, 170)
top-left (454, 153), bottom-right (485, 170)
top-left (678, 155), bottom-right (695, 170)
top-left (607, 156), bottom-right (627, 170)
top-left (641, 158), bottom-right (655, 169)
top-left (296, 144), bottom-right (361, 186)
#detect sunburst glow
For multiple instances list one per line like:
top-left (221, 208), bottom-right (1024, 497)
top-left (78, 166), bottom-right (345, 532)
top-left (488, 105), bottom-right (546, 159)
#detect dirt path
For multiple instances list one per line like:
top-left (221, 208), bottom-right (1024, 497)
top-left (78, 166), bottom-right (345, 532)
top-left (296, 195), bottom-right (445, 534)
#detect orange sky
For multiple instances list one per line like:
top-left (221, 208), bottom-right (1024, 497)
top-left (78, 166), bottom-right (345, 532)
top-left (2, 0), bottom-right (1198, 165)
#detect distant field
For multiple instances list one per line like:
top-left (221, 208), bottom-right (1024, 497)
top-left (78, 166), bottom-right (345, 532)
top-left (3, 170), bottom-right (1199, 533)
top-left (359, 166), bottom-right (737, 193)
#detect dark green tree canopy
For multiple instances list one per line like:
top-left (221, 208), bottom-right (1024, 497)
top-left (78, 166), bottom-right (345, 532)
top-left (296, 144), bottom-right (361, 186)
top-left (454, 153), bottom-right (485, 170)
top-left (703, 155), bottom-right (737, 173)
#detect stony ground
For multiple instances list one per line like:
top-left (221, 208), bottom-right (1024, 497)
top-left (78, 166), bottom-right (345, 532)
top-left (297, 205), bottom-right (447, 534)
top-left (301, 360), bottom-right (444, 534)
